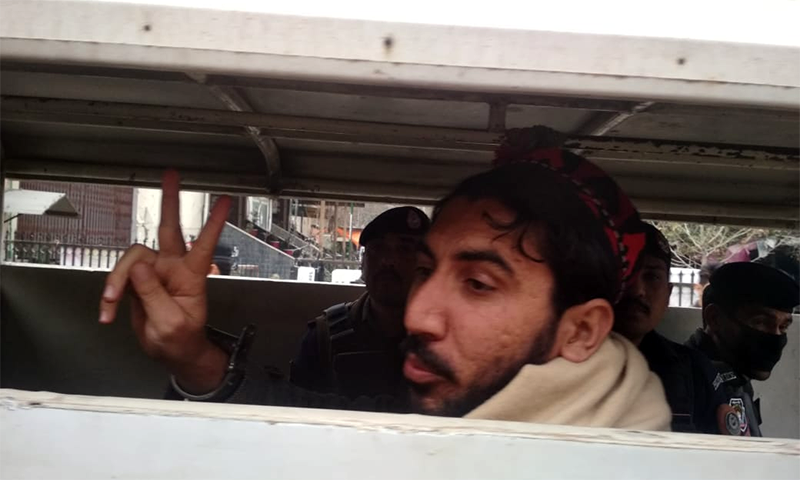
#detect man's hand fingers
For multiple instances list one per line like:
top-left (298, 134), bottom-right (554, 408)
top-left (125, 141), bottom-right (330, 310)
top-left (185, 195), bottom-right (231, 275)
top-left (159, 170), bottom-right (187, 257)
top-left (99, 244), bottom-right (157, 324)
top-left (130, 295), bottom-right (147, 341)
top-left (128, 262), bottom-right (183, 330)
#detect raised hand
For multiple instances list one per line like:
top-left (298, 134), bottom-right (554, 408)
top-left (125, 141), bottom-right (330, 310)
top-left (99, 171), bottom-right (232, 393)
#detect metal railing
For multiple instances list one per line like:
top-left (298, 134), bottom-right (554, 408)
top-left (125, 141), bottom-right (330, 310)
top-left (670, 268), bottom-right (701, 308)
top-left (1, 237), bottom-right (706, 301)
top-left (3, 239), bottom-right (128, 269)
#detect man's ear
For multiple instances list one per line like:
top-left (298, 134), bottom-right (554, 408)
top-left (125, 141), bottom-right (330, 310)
top-left (704, 303), bottom-right (722, 332)
top-left (553, 298), bottom-right (614, 363)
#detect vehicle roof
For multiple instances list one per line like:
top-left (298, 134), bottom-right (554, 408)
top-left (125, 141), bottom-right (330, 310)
top-left (1, 0), bottom-right (798, 228)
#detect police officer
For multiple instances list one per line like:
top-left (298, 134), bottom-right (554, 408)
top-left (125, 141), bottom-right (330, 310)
top-left (686, 259), bottom-right (798, 436)
top-left (614, 223), bottom-right (730, 434)
top-left (289, 206), bottom-right (430, 398)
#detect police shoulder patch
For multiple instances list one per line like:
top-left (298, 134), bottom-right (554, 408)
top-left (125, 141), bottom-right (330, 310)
top-left (729, 398), bottom-right (748, 434)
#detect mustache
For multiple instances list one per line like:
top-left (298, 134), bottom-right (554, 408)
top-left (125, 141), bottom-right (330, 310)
top-left (619, 298), bottom-right (651, 315)
top-left (400, 336), bottom-right (457, 383)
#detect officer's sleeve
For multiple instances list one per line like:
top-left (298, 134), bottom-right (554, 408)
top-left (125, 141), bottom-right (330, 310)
top-left (226, 361), bottom-right (407, 413)
top-left (690, 350), bottom-right (728, 434)
top-left (288, 318), bottom-right (332, 393)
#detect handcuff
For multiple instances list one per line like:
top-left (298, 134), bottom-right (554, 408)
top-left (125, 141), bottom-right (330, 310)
top-left (170, 324), bottom-right (256, 402)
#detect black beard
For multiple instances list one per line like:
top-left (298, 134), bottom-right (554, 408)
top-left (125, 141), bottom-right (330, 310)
top-left (405, 315), bottom-right (559, 417)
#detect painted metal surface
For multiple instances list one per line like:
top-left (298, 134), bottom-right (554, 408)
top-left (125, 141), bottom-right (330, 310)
top-left (2, 264), bottom-right (799, 439)
top-left (0, 0), bottom-right (797, 227)
top-left (1, 389), bottom-right (799, 480)
top-left (1, 1), bottom-right (798, 106)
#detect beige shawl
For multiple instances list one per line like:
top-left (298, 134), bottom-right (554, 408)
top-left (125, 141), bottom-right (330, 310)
top-left (466, 332), bottom-right (672, 431)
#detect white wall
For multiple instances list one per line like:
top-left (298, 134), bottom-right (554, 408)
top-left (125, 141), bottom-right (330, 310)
top-left (2, 179), bottom-right (20, 246)
top-left (133, 188), bottom-right (206, 246)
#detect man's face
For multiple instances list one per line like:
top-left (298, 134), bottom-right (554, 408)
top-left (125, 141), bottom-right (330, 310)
top-left (711, 304), bottom-right (793, 380)
top-left (614, 254), bottom-right (672, 343)
top-left (363, 233), bottom-right (420, 307)
top-left (402, 198), bottom-right (559, 417)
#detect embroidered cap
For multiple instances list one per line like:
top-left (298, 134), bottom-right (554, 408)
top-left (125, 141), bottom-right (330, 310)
top-left (494, 127), bottom-right (647, 295)
top-left (641, 222), bottom-right (672, 268)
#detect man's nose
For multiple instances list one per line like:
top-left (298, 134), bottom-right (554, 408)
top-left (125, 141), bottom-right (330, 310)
top-left (404, 276), bottom-right (448, 341)
top-left (376, 250), bottom-right (399, 268)
top-left (629, 274), bottom-right (646, 298)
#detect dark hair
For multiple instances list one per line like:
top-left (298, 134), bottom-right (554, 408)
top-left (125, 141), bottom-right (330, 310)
top-left (213, 243), bottom-right (233, 276)
top-left (702, 284), bottom-right (735, 327)
top-left (702, 284), bottom-right (717, 311)
top-left (433, 163), bottom-right (619, 317)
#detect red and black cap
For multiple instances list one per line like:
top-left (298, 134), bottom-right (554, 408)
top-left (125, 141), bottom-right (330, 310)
top-left (494, 127), bottom-right (647, 297)
top-left (360, 206), bottom-right (430, 247)
top-left (641, 222), bottom-right (672, 268)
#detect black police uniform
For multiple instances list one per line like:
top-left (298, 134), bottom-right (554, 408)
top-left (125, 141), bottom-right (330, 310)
top-left (624, 223), bottom-right (729, 434)
top-left (639, 330), bottom-right (728, 433)
top-left (288, 206), bottom-right (429, 399)
top-left (289, 292), bottom-right (406, 399)
top-left (685, 329), bottom-right (762, 436)
top-left (685, 260), bottom-right (799, 437)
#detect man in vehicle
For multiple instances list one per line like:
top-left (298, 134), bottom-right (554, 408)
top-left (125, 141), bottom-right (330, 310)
top-left (614, 223), bottom-right (731, 434)
top-left (686, 259), bottom-right (798, 436)
top-left (98, 128), bottom-right (671, 430)
top-left (289, 207), bottom-right (430, 398)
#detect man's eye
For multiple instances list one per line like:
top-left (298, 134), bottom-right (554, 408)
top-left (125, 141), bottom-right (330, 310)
top-left (466, 278), bottom-right (494, 292)
top-left (414, 266), bottom-right (433, 280)
top-left (397, 244), bottom-right (415, 255)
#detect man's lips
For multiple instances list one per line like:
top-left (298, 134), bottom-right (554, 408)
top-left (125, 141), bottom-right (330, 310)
top-left (403, 353), bottom-right (444, 384)
top-left (622, 301), bottom-right (650, 315)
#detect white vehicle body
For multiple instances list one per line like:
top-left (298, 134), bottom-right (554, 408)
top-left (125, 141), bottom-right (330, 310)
top-left (0, 1), bottom-right (798, 477)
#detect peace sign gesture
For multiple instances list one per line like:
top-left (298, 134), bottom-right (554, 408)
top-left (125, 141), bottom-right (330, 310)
top-left (99, 171), bottom-right (232, 393)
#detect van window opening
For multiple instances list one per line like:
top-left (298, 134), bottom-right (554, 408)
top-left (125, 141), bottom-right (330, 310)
top-left (2, 178), bottom-right (436, 284)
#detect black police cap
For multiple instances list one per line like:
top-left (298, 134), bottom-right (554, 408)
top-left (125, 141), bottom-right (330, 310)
top-left (214, 244), bottom-right (233, 258)
top-left (707, 261), bottom-right (799, 312)
top-left (360, 207), bottom-right (430, 247)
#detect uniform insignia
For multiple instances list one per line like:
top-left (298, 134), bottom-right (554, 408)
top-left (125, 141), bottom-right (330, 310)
top-left (729, 398), bottom-right (748, 434)
top-left (721, 371), bottom-right (737, 382)
top-left (716, 404), bottom-right (743, 436)
top-left (712, 373), bottom-right (723, 390)
top-left (407, 211), bottom-right (421, 229)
